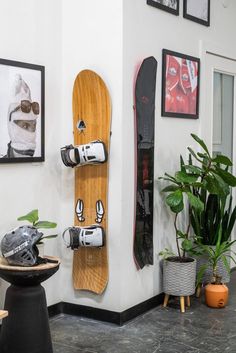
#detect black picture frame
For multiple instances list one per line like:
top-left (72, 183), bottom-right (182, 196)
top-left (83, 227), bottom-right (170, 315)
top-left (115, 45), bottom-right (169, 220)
top-left (147, 0), bottom-right (179, 16)
top-left (183, 0), bottom-right (210, 27)
top-left (161, 49), bottom-right (200, 119)
top-left (0, 58), bottom-right (45, 163)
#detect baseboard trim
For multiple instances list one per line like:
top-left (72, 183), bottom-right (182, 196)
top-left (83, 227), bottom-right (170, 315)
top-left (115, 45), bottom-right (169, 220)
top-left (48, 302), bottom-right (63, 318)
top-left (119, 293), bottom-right (164, 325)
top-left (47, 293), bottom-right (164, 326)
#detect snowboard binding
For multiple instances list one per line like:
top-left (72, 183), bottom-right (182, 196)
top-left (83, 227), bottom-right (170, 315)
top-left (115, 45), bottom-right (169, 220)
top-left (62, 225), bottom-right (105, 250)
top-left (61, 140), bottom-right (108, 168)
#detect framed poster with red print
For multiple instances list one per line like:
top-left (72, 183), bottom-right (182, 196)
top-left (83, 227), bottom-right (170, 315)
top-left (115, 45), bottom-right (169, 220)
top-left (161, 49), bottom-right (200, 119)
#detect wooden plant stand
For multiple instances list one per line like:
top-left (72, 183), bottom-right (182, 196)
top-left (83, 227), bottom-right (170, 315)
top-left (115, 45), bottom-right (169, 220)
top-left (163, 294), bottom-right (191, 313)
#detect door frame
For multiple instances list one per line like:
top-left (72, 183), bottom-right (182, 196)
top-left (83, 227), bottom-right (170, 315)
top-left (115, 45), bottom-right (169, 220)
top-left (199, 40), bottom-right (236, 173)
top-left (199, 41), bottom-right (236, 248)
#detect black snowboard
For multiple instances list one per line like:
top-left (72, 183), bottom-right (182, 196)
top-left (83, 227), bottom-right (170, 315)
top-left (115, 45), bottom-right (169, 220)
top-left (133, 57), bottom-right (157, 269)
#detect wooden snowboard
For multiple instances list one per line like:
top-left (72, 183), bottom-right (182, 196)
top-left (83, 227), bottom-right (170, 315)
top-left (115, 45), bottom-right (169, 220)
top-left (72, 70), bottom-right (111, 294)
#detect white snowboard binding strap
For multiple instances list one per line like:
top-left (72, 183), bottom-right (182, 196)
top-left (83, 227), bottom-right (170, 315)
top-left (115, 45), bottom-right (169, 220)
top-left (61, 140), bottom-right (108, 168)
top-left (62, 225), bottom-right (105, 249)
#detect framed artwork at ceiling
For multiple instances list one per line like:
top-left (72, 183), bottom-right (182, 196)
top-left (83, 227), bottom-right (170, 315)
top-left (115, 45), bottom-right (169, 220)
top-left (183, 0), bottom-right (210, 26)
top-left (147, 0), bottom-right (179, 16)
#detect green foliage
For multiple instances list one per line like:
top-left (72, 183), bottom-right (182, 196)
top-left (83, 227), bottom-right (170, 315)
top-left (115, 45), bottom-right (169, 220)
top-left (191, 194), bottom-right (236, 245)
top-left (34, 221), bottom-right (57, 229)
top-left (159, 133), bottom-right (236, 260)
top-left (17, 209), bottom-right (57, 244)
top-left (17, 209), bottom-right (39, 224)
top-left (196, 240), bottom-right (236, 284)
top-left (159, 248), bottom-right (175, 260)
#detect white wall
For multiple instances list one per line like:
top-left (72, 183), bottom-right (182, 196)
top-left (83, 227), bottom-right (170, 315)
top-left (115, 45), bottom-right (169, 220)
top-left (0, 0), bottom-right (62, 308)
top-left (1, 0), bottom-right (236, 314)
top-left (59, 0), bottom-right (124, 311)
top-left (120, 0), bottom-right (236, 311)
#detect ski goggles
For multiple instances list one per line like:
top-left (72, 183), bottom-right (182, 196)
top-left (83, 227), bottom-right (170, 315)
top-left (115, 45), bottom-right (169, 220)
top-left (9, 100), bottom-right (40, 121)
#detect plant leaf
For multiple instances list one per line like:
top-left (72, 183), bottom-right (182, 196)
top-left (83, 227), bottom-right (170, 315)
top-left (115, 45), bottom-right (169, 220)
top-left (205, 176), bottom-right (220, 194)
top-left (159, 248), bottom-right (175, 259)
top-left (216, 169), bottom-right (236, 187)
top-left (180, 155), bottom-right (185, 172)
top-left (212, 155), bottom-right (233, 166)
top-left (175, 171), bottom-right (198, 184)
top-left (161, 185), bottom-right (180, 193)
top-left (197, 152), bottom-right (209, 159)
top-left (17, 209), bottom-right (39, 224)
top-left (170, 201), bottom-right (184, 214)
top-left (187, 147), bottom-right (202, 162)
top-left (41, 234), bottom-right (58, 240)
top-left (187, 192), bottom-right (204, 212)
top-left (181, 239), bottom-right (193, 252)
top-left (177, 230), bottom-right (187, 239)
top-left (191, 134), bottom-right (210, 156)
top-left (197, 264), bottom-right (209, 286)
top-left (212, 173), bottom-right (230, 196)
top-left (166, 190), bottom-right (183, 208)
top-left (183, 165), bottom-right (202, 175)
top-left (34, 221), bottom-right (57, 229)
top-left (226, 205), bottom-right (236, 240)
top-left (221, 255), bottom-right (231, 274)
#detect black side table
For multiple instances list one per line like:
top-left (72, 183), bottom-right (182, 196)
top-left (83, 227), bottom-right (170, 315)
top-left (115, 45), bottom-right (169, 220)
top-left (0, 256), bottom-right (60, 353)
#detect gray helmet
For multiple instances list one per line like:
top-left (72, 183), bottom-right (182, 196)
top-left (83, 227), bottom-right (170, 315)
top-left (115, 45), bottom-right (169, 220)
top-left (1, 225), bottom-right (43, 266)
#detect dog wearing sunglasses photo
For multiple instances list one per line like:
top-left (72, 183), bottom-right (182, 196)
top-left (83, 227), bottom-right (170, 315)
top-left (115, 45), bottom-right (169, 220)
top-left (3, 74), bottom-right (40, 158)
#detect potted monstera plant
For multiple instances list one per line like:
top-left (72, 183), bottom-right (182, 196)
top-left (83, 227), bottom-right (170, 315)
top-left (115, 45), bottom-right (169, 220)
top-left (159, 134), bottom-right (236, 312)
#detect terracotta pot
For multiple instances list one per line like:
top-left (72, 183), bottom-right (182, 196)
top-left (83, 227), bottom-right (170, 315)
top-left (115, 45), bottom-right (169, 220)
top-left (205, 283), bottom-right (229, 308)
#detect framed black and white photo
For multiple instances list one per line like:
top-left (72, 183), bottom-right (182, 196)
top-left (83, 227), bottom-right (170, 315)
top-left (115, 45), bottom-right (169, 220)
top-left (162, 49), bottom-right (200, 119)
top-left (0, 59), bottom-right (45, 163)
top-left (183, 0), bottom-right (210, 26)
top-left (147, 0), bottom-right (179, 16)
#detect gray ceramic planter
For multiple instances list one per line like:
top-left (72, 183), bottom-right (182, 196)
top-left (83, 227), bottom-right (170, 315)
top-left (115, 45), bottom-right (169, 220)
top-left (163, 257), bottom-right (196, 296)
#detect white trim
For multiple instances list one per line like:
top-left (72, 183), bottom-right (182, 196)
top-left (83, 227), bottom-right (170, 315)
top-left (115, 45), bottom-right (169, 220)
top-left (200, 40), bottom-right (236, 252)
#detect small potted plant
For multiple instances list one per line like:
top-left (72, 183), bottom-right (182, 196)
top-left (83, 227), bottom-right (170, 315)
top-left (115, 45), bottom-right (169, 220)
top-left (191, 192), bottom-right (236, 293)
top-left (17, 209), bottom-right (57, 256)
top-left (159, 156), bottom-right (203, 313)
top-left (197, 235), bottom-right (236, 308)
